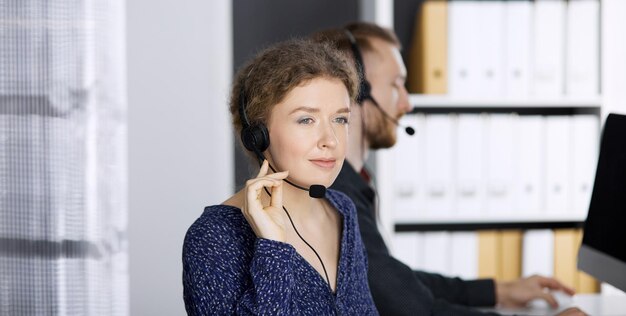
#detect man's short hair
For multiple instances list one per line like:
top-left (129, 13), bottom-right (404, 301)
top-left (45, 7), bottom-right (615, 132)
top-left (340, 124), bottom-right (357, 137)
top-left (311, 22), bottom-right (401, 60)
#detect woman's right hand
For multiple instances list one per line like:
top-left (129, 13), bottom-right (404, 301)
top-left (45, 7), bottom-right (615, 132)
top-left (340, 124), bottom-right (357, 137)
top-left (242, 160), bottom-right (289, 242)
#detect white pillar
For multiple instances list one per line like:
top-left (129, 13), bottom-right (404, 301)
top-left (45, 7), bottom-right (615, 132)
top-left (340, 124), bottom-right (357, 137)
top-left (127, 0), bottom-right (233, 314)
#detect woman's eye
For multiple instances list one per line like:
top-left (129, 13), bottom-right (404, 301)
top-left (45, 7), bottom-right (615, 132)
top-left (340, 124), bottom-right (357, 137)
top-left (298, 117), bottom-right (314, 125)
top-left (335, 117), bottom-right (349, 125)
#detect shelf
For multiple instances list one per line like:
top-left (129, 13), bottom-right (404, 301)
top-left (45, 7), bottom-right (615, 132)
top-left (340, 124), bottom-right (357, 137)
top-left (395, 214), bottom-right (587, 232)
top-left (409, 94), bottom-right (602, 108)
top-left (396, 213), bottom-right (587, 223)
top-left (396, 220), bottom-right (585, 232)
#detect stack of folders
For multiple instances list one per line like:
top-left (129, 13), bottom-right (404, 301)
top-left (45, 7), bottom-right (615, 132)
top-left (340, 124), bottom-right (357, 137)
top-left (408, 0), bottom-right (600, 97)
top-left (392, 113), bottom-right (599, 223)
top-left (393, 0), bottom-right (601, 289)
top-left (391, 114), bottom-right (599, 287)
top-left (393, 228), bottom-right (600, 292)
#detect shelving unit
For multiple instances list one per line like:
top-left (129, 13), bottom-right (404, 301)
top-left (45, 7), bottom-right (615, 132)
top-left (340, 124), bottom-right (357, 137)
top-left (374, 0), bottom-right (605, 236)
top-left (364, 0), bottom-right (624, 295)
top-left (376, 94), bottom-right (602, 284)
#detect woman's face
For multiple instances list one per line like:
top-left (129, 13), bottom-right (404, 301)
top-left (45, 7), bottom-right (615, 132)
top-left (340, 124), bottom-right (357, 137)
top-left (265, 77), bottom-right (351, 188)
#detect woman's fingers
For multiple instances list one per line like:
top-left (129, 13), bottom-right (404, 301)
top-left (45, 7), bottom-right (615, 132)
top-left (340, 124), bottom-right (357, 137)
top-left (242, 163), bottom-right (289, 241)
top-left (270, 177), bottom-right (283, 211)
top-left (245, 177), bottom-right (285, 212)
top-left (242, 174), bottom-right (286, 242)
top-left (265, 170), bottom-right (288, 180)
top-left (246, 178), bottom-right (280, 206)
top-left (255, 160), bottom-right (289, 181)
top-left (256, 159), bottom-right (269, 178)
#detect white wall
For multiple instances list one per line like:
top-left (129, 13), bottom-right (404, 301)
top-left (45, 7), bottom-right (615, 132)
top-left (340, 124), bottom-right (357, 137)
top-left (127, 0), bottom-right (233, 314)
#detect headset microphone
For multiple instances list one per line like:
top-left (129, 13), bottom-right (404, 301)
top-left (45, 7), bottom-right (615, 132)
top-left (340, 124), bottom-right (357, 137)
top-left (369, 98), bottom-right (415, 136)
top-left (308, 185), bottom-right (327, 199)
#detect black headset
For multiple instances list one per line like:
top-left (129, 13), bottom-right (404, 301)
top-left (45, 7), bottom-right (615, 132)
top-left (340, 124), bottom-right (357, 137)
top-left (344, 29), bottom-right (415, 136)
top-left (344, 30), bottom-right (372, 105)
top-left (238, 82), bottom-right (270, 161)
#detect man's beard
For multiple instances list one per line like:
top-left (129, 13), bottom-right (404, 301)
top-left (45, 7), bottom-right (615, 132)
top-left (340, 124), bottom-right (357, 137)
top-left (364, 110), bottom-right (397, 149)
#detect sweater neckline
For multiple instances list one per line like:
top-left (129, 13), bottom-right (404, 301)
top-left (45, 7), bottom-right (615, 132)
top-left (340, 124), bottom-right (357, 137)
top-left (219, 189), bottom-right (350, 296)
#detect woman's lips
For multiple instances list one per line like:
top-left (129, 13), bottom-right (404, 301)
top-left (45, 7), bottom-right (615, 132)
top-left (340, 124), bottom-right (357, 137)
top-left (310, 159), bottom-right (336, 169)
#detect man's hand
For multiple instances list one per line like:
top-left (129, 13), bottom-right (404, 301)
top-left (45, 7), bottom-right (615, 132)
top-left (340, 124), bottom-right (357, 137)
top-left (496, 275), bottom-right (576, 308)
top-left (555, 307), bottom-right (588, 316)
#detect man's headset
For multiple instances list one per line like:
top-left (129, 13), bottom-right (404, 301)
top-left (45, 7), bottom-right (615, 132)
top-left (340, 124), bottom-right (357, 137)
top-left (238, 75), bottom-right (327, 198)
top-left (344, 29), bottom-right (415, 136)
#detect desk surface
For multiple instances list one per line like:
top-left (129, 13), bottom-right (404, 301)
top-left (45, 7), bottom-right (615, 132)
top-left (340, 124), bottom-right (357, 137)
top-left (482, 294), bottom-right (626, 316)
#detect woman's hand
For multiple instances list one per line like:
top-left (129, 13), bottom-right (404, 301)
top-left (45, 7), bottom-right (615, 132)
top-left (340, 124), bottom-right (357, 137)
top-left (242, 160), bottom-right (289, 242)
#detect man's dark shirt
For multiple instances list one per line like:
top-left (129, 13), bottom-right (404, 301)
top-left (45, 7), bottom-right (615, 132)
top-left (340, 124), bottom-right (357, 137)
top-left (331, 162), bottom-right (499, 315)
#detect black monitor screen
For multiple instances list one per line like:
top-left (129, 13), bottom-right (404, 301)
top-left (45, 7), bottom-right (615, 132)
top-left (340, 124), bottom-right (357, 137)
top-left (582, 114), bottom-right (626, 264)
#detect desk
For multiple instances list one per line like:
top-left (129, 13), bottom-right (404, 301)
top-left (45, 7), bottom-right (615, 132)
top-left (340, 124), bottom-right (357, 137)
top-left (481, 294), bottom-right (626, 316)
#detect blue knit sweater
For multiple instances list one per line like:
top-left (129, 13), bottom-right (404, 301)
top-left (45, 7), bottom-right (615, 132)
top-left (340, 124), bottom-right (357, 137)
top-left (182, 189), bottom-right (378, 315)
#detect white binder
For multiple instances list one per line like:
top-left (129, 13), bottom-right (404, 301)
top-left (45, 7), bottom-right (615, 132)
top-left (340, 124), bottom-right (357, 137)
top-left (603, 0), bottom-right (626, 117)
top-left (531, 0), bottom-right (566, 96)
top-left (450, 232), bottom-right (478, 279)
top-left (522, 229), bottom-right (555, 277)
top-left (486, 114), bottom-right (517, 216)
top-left (448, 0), bottom-right (480, 96)
top-left (392, 232), bottom-right (419, 269)
top-left (456, 114), bottom-right (485, 217)
top-left (424, 115), bottom-right (455, 218)
top-left (566, 0), bottom-right (600, 96)
top-left (515, 116), bottom-right (545, 216)
top-left (545, 116), bottom-right (571, 215)
top-left (475, 0), bottom-right (505, 97)
top-left (393, 115), bottom-right (426, 223)
top-left (414, 232), bottom-right (425, 271)
top-left (504, 0), bottom-right (532, 97)
top-left (422, 231), bottom-right (451, 275)
top-left (571, 115), bottom-right (599, 217)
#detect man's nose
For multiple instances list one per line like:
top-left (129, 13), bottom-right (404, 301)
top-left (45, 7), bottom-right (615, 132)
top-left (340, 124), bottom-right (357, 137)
top-left (399, 85), bottom-right (411, 114)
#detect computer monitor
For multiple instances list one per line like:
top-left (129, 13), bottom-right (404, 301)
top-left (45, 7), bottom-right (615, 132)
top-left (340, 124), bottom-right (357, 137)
top-left (578, 113), bottom-right (626, 292)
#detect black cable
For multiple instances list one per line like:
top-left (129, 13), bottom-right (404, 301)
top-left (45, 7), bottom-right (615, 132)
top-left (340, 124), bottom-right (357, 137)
top-left (262, 187), bottom-right (332, 291)
top-left (253, 148), bottom-right (331, 289)
top-left (266, 163), bottom-right (309, 192)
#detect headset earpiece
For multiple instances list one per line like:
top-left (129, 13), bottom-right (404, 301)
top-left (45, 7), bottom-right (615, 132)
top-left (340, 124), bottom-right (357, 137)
top-left (358, 79), bottom-right (371, 104)
top-left (239, 78), bottom-right (271, 156)
top-left (241, 124), bottom-right (270, 153)
top-left (345, 29), bottom-right (372, 106)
